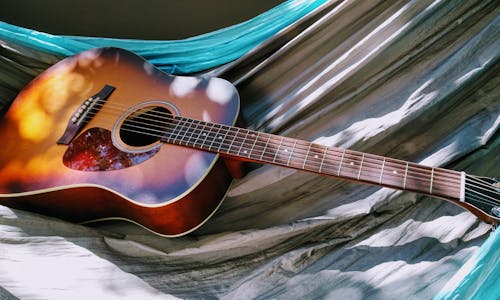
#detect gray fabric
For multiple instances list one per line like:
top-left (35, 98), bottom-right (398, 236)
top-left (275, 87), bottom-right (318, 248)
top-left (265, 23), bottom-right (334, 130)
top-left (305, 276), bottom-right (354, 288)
top-left (0, 0), bottom-right (499, 299)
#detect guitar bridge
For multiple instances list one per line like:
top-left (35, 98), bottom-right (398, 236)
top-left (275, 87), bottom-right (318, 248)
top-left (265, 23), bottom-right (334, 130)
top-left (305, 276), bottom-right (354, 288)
top-left (57, 85), bottom-right (115, 145)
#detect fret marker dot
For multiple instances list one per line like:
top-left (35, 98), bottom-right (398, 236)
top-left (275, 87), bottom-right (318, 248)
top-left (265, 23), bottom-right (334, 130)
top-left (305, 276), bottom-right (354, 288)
top-left (218, 136), bottom-right (222, 139)
top-left (393, 170), bottom-right (398, 174)
top-left (314, 155), bottom-right (319, 159)
top-left (284, 149), bottom-right (288, 152)
top-left (243, 150), bottom-right (248, 154)
top-left (350, 162), bottom-right (355, 166)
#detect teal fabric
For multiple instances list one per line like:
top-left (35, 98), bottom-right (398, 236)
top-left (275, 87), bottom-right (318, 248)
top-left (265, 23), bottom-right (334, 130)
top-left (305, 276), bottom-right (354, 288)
top-left (435, 229), bottom-right (500, 300)
top-left (0, 0), bottom-right (328, 74)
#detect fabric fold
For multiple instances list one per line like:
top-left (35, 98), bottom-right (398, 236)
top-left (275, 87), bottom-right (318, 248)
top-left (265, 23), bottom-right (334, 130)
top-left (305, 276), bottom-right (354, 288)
top-left (0, 0), bottom-right (498, 299)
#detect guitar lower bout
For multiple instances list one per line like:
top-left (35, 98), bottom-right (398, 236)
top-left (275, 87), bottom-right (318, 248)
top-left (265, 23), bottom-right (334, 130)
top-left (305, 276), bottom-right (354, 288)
top-left (1, 156), bottom-right (234, 237)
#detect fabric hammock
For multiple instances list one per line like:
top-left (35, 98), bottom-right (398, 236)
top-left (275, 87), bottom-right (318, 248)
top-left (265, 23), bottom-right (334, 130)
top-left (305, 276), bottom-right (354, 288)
top-left (0, 0), bottom-right (328, 74)
top-left (0, 0), bottom-right (499, 299)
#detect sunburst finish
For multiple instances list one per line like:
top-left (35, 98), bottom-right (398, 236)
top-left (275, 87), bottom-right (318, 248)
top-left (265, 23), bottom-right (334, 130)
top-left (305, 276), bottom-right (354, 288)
top-left (0, 47), bottom-right (239, 236)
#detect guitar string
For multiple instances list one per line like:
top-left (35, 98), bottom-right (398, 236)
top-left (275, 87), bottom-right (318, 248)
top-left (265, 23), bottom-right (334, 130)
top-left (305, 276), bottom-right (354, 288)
top-left (465, 190), bottom-right (499, 208)
top-left (78, 101), bottom-right (472, 190)
top-left (139, 124), bottom-right (500, 208)
top-left (89, 109), bottom-right (463, 194)
top-left (76, 103), bottom-right (500, 209)
top-left (80, 103), bottom-right (463, 188)
top-left (114, 108), bottom-right (500, 211)
top-left (122, 120), bottom-right (436, 182)
top-left (128, 119), bottom-right (500, 206)
top-left (465, 176), bottom-right (500, 200)
top-left (462, 174), bottom-right (500, 209)
top-left (122, 118), bottom-right (463, 189)
top-left (86, 104), bottom-right (461, 186)
top-left (80, 99), bottom-right (457, 176)
top-left (465, 175), bottom-right (500, 202)
top-left (467, 191), bottom-right (500, 207)
top-left (81, 100), bottom-right (462, 184)
top-left (466, 175), bottom-right (500, 191)
top-left (464, 195), bottom-right (498, 213)
top-left (464, 190), bottom-right (499, 207)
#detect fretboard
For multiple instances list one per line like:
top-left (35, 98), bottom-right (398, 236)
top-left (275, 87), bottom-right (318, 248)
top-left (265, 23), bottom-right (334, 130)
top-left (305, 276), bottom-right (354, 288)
top-left (160, 115), bottom-right (464, 201)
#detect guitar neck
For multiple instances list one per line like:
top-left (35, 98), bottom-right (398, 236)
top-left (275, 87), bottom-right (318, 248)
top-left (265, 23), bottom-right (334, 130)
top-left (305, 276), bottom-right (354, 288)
top-left (160, 115), bottom-right (464, 202)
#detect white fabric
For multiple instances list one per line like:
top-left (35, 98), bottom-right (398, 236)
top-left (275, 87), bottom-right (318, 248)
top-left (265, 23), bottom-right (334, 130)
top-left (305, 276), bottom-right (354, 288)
top-left (0, 0), bottom-right (499, 299)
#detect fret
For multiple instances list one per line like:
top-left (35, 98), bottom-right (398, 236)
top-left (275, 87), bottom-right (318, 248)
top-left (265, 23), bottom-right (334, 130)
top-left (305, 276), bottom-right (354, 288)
top-left (404, 163), bottom-right (433, 195)
top-left (189, 119), bottom-right (208, 147)
top-left (273, 137), bottom-right (296, 165)
top-left (248, 132), bottom-right (265, 159)
top-left (177, 120), bottom-right (191, 145)
top-left (216, 127), bottom-right (230, 152)
top-left (432, 169), bottom-right (462, 199)
top-left (185, 119), bottom-right (203, 148)
top-left (302, 143), bottom-right (312, 169)
top-left (199, 121), bottom-right (214, 148)
top-left (403, 162), bottom-right (409, 189)
top-left (337, 150), bottom-right (364, 180)
top-left (319, 146), bottom-right (328, 173)
top-left (224, 127), bottom-right (240, 154)
top-left (242, 131), bottom-right (257, 156)
top-left (349, 153), bottom-right (377, 183)
top-left (273, 137), bottom-right (285, 163)
top-left (286, 140), bottom-right (297, 166)
top-left (237, 130), bottom-right (250, 156)
top-left (208, 124), bottom-right (223, 150)
top-left (162, 120), bottom-right (175, 143)
top-left (180, 118), bottom-right (196, 146)
top-left (283, 140), bottom-right (306, 169)
top-left (357, 153), bottom-right (365, 180)
top-left (248, 132), bottom-right (260, 158)
top-left (379, 157), bottom-right (386, 184)
top-left (430, 168), bottom-right (435, 194)
top-left (337, 149), bottom-right (346, 176)
top-left (302, 143), bottom-right (330, 173)
top-left (259, 135), bottom-right (271, 161)
top-left (378, 157), bottom-right (408, 189)
top-left (174, 118), bottom-right (188, 144)
top-left (167, 117), bottom-right (183, 144)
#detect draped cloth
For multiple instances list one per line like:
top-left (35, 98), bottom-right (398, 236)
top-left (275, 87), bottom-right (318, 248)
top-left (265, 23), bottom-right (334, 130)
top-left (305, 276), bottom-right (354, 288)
top-left (0, 0), bottom-right (328, 74)
top-left (0, 0), bottom-right (499, 299)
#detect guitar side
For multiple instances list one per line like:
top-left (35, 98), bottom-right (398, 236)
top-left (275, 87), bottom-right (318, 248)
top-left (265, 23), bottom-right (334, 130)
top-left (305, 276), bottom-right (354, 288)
top-left (0, 47), bottom-right (240, 236)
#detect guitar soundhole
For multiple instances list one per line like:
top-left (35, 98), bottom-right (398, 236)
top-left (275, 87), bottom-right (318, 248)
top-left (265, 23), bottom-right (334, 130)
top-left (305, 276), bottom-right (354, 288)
top-left (119, 106), bottom-right (171, 148)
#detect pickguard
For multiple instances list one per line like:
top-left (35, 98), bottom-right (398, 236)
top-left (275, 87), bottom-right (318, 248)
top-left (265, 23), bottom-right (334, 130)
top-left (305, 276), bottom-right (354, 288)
top-left (63, 127), bottom-right (160, 171)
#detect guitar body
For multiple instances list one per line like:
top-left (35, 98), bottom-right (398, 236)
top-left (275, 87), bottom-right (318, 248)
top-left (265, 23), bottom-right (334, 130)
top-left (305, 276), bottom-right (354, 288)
top-left (0, 47), bottom-right (240, 236)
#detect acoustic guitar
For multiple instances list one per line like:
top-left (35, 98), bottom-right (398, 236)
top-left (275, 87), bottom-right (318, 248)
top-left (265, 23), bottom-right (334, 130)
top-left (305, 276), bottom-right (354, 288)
top-left (0, 48), bottom-right (498, 236)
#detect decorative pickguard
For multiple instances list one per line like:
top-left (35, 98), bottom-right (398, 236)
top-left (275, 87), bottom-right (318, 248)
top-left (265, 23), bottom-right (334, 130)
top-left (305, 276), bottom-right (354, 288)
top-left (63, 127), bottom-right (160, 171)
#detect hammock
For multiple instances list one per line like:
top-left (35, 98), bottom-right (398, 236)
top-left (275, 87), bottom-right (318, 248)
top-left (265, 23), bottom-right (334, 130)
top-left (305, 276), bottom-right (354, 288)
top-left (0, 0), bottom-right (498, 299)
top-left (0, 0), bottom-right (327, 74)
